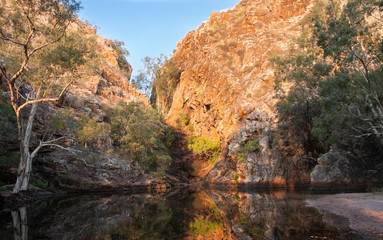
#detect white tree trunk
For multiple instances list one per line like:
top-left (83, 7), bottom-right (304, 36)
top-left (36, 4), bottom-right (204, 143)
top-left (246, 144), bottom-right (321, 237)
top-left (13, 103), bottom-right (38, 193)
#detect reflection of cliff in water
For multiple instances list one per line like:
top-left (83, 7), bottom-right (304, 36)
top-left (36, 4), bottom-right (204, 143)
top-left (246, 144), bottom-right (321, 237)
top-left (209, 191), bottom-right (365, 240)
top-left (0, 189), bottom-right (367, 239)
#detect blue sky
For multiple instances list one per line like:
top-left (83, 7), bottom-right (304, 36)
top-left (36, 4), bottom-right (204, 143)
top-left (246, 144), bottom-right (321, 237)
top-left (78, 0), bottom-right (240, 76)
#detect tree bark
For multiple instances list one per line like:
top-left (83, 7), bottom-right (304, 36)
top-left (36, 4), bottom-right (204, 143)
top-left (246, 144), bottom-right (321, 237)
top-left (13, 103), bottom-right (38, 193)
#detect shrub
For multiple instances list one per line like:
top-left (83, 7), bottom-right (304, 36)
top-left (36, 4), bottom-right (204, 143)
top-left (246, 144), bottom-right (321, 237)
top-left (234, 140), bottom-right (259, 163)
top-left (233, 172), bottom-right (239, 181)
top-left (111, 101), bottom-right (173, 176)
top-left (235, 151), bottom-right (247, 162)
top-left (233, 194), bottom-right (240, 202)
top-left (0, 153), bottom-right (19, 168)
top-left (0, 92), bottom-right (17, 143)
top-left (188, 125), bottom-right (195, 133)
top-left (188, 136), bottom-right (220, 153)
top-left (188, 136), bottom-right (221, 165)
top-left (242, 140), bottom-right (260, 152)
top-left (75, 115), bottom-right (110, 149)
top-left (181, 113), bottom-right (190, 125)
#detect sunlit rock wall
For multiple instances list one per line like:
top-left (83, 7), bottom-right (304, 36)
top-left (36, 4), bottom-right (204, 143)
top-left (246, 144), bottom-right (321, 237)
top-left (166, 0), bottom-right (315, 184)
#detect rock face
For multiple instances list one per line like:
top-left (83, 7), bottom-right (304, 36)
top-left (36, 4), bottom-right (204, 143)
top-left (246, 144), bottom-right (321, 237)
top-left (310, 148), bottom-right (383, 186)
top-left (166, 0), bottom-right (315, 184)
top-left (0, 18), bottom-right (151, 189)
top-left (35, 149), bottom-right (151, 188)
top-left (64, 26), bottom-right (148, 120)
top-left (36, 25), bottom-right (151, 188)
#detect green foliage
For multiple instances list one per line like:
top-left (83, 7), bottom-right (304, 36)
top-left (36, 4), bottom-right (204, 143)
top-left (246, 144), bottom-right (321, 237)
top-left (47, 108), bottom-right (76, 133)
top-left (111, 101), bottom-right (173, 176)
top-left (151, 58), bottom-right (182, 115)
top-left (272, 0), bottom-right (383, 163)
top-left (0, 153), bottom-right (19, 168)
top-left (242, 140), bottom-right (260, 152)
top-left (208, 150), bottom-right (220, 165)
top-left (0, 92), bottom-right (15, 121)
top-left (180, 112), bottom-right (190, 126)
top-left (233, 172), bottom-right (239, 181)
top-left (164, 127), bottom-right (175, 149)
top-left (370, 187), bottom-right (383, 193)
top-left (239, 214), bottom-right (250, 225)
top-left (235, 151), bottom-right (247, 162)
top-left (99, 200), bottom-right (175, 240)
top-left (190, 217), bottom-right (222, 236)
top-left (30, 175), bottom-right (49, 190)
top-left (188, 135), bottom-right (221, 165)
top-left (0, 92), bottom-right (17, 143)
top-left (0, 185), bottom-right (13, 192)
top-left (188, 136), bottom-right (220, 153)
top-left (176, 111), bottom-right (190, 127)
top-left (0, 0), bottom-right (83, 91)
top-left (190, 205), bottom-right (223, 237)
top-left (233, 193), bottom-right (241, 202)
top-left (234, 140), bottom-right (259, 163)
top-left (133, 54), bottom-right (168, 98)
top-left (239, 214), bottom-right (264, 238)
top-left (247, 225), bottom-right (265, 238)
top-left (133, 55), bottom-right (181, 115)
top-left (75, 115), bottom-right (110, 149)
top-left (110, 39), bottom-right (130, 71)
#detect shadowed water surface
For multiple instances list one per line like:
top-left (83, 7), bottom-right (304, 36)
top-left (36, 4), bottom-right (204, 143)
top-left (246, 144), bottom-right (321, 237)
top-left (0, 189), bottom-right (368, 239)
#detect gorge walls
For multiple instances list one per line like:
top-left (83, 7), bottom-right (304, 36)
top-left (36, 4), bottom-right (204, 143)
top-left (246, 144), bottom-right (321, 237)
top-left (165, 0), bottom-right (316, 184)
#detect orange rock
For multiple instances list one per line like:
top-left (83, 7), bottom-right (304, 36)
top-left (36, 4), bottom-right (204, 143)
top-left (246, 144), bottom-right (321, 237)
top-left (164, 0), bottom-right (315, 183)
top-left (166, 0), bottom-right (314, 143)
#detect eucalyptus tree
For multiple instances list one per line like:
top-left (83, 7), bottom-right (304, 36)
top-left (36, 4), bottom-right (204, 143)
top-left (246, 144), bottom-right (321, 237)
top-left (0, 0), bottom-right (81, 193)
top-left (132, 55), bottom-right (181, 115)
top-left (273, 0), bottom-right (382, 159)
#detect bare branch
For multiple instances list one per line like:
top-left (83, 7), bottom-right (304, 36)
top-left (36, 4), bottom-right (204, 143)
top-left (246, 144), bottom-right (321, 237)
top-left (58, 78), bottom-right (75, 101)
top-left (0, 35), bottom-right (27, 47)
top-left (16, 97), bottom-right (59, 115)
top-left (0, 65), bottom-right (11, 83)
top-left (31, 141), bottom-right (80, 161)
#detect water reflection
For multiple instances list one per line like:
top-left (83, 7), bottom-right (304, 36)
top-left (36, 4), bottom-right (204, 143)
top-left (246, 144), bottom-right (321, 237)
top-left (0, 189), bottom-right (366, 240)
top-left (11, 207), bottom-right (28, 240)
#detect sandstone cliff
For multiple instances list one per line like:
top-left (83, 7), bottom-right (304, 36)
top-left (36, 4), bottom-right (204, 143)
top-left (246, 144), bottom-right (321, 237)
top-left (0, 16), bottom-right (151, 189)
top-left (39, 23), bottom-right (152, 188)
top-left (165, 0), bottom-right (315, 184)
top-left (64, 23), bottom-right (148, 119)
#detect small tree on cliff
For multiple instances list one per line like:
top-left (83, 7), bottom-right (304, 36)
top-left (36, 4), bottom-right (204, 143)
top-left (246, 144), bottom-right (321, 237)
top-left (132, 55), bottom-right (181, 115)
top-left (0, 0), bottom-right (81, 193)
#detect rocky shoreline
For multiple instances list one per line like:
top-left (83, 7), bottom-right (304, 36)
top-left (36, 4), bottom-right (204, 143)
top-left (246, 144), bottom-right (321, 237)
top-left (306, 193), bottom-right (383, 240)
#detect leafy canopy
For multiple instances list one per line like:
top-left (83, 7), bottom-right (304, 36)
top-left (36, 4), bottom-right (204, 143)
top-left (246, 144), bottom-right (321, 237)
top-left (111, 101), bottom-right (174, 176)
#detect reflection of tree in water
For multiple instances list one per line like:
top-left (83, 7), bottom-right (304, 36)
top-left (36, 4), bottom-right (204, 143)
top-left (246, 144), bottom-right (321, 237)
top-left (11, 207), bottom-right (28, 240)
top-left (97, 199), bottom-right (176, 240)
top-left (189, 204), bottom-right (223, 237)
top-left (0, 190), bottom-right (368, 240)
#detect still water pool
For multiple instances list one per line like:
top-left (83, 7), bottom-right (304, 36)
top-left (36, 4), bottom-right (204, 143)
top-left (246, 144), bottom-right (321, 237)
top-left (0, 189), bottom-right (368, 239)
